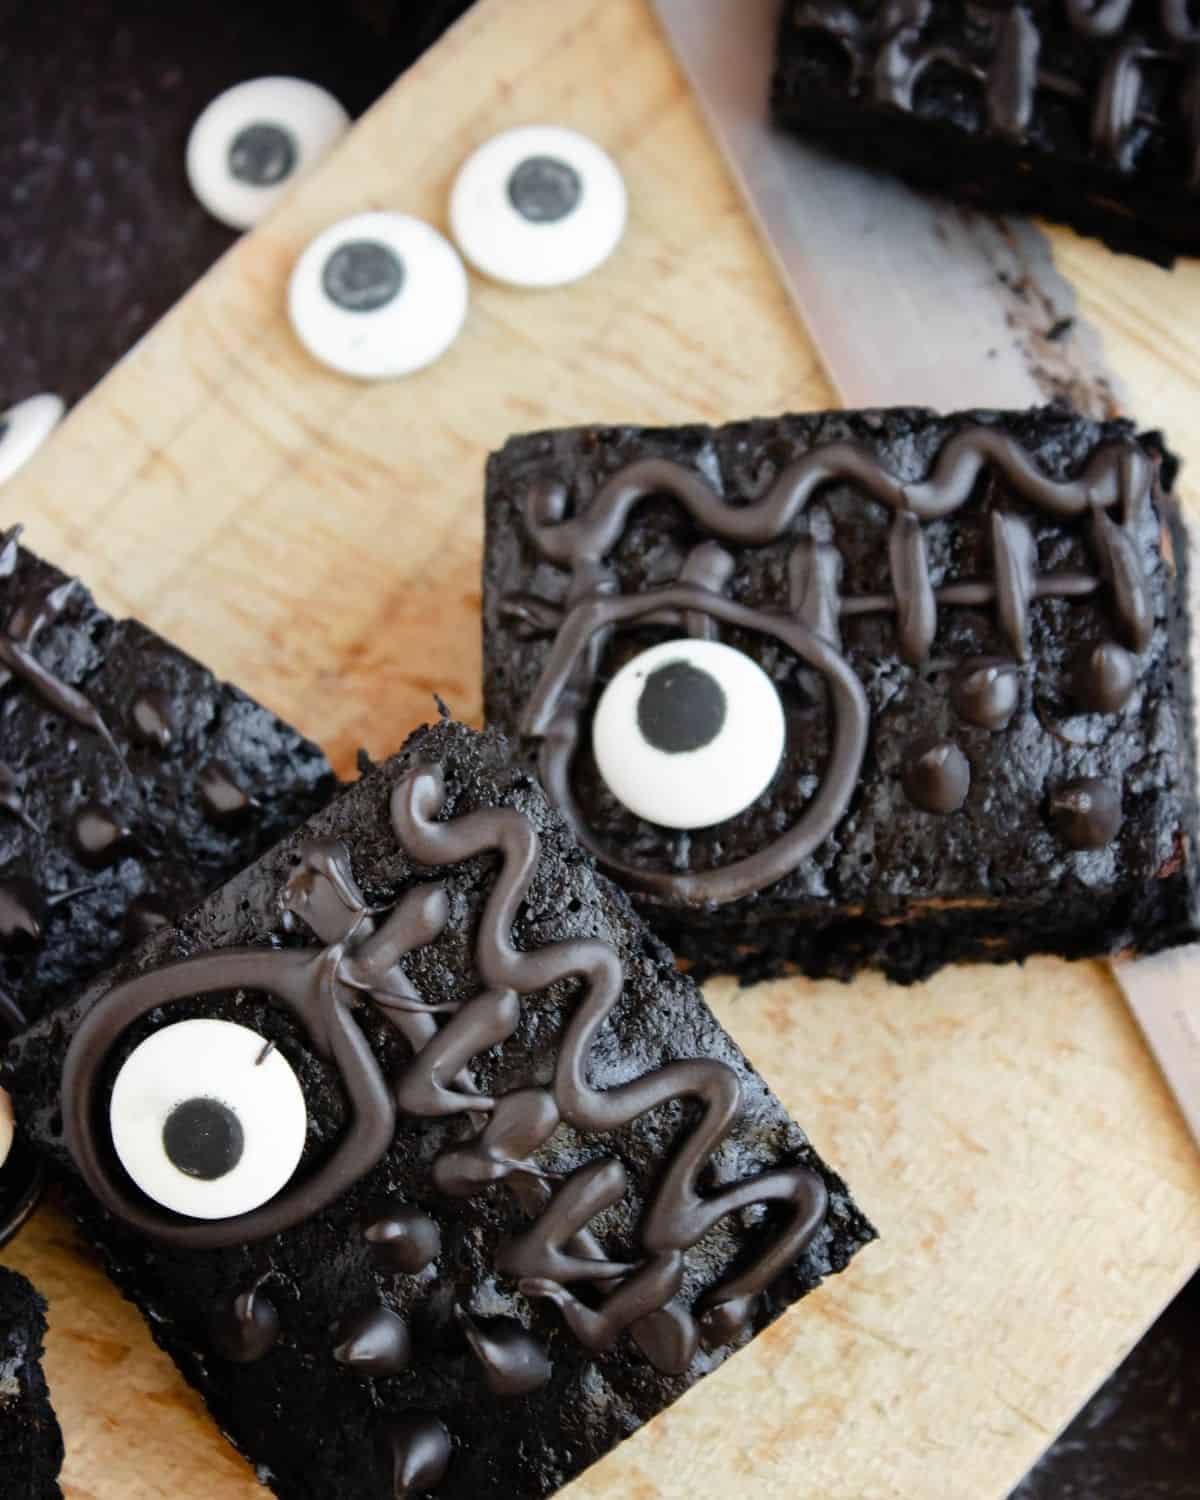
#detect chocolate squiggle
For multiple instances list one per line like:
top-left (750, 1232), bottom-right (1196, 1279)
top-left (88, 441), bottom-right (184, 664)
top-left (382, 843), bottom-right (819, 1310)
top-left (63, 762), bottom-right (828, 1363)
top-left (392, 764), bottom-right (828, 1353)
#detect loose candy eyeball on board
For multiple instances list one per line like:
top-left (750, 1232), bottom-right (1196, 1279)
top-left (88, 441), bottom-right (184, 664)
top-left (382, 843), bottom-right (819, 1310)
top-left (449, 124), bottom-right (627, 288)
top-left (187, 77), bottom-right (350, 230)
top-left (0, 394), bottom-right (65, 486)
top-left (592, 639), bottom-right (786, 830)
top-left (109, 1018), bottom-right (307, 1220)
top-left (288, 212), bottom-right (469, 379)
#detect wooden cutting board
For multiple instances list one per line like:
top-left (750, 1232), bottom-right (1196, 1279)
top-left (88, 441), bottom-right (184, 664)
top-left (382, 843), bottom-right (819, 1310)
top-left (3, 1), bottom-right (1200, 1496)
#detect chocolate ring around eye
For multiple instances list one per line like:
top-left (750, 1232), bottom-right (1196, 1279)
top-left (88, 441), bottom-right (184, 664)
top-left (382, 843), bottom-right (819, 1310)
top-left (522, 586), bottom-right (870, 906)
top-left (62, 946), bottom-right (396, 1250)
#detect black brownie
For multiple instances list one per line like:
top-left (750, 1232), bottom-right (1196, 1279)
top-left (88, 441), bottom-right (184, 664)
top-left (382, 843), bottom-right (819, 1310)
top-left (772, 0), bottom-right (1200, 266)
top-left (0, 1266), bottom-right (64, 1500)
top-left (481, 406), bottom-right (1199, 984)
top-left (2, 720), bottom-right (873, 1500)
top-left (0, 524), bottom-right (335, 1029)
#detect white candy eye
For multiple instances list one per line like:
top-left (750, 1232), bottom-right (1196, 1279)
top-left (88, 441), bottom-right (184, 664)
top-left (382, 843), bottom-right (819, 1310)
top-left (288, 212), bottom-right (468, 379)
top-left (109, 1018), bottom-right (306, 1220)
top-left (0, 394), bottom-right (64, 486)
top-left (186, 77), bottom-right (349, 231)
top-left (449, 124), bottom-right (627, 288)
top-left (592, 639), bottom-right (786, 830)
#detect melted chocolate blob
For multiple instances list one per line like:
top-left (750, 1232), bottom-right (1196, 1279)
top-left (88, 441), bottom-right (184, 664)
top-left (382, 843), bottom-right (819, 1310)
top-left (0, 879), bottom-right (43, 948)
top-left (382, 1414), bottom-right (451, 1496)
top-left (952, 658), bottom-right (1021, 730)
top-left (456, 1307), bottom-right (552, 1397)
top-left (631, 1302), bottom-right (700, 1375)
top-left (332, 1305), bottom-right (412, 1376)
top-left (507, 155), bottom-right (583, 223)
top-left (322, 240), bottom-right (405, 313)
top-left (365, 1205), bottom-right (441, 1274)
top-left (636, 659), bottom-right (726, 754)
top-left (199, 760), bottom-right (258, 824)
top-left (1049, 777), bottom-right (1123, 850)
top-left (209, 1287), bottom-right (280, 1363)
top-left (129, 690), bottom-right (175, 750)
top-left (71, 802), bottom-right (133, 867)
top-left (228, 121), bottom-right (297, 187)
top-left (901, 740), bottom-right (970, 814)
top-left (163, 1097), bottom-right (244, 1181)
top-left (1072, 641), bottom-right (1137, 714)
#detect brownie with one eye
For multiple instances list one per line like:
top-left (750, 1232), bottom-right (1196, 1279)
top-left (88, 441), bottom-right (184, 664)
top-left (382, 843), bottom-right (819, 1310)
top-left (0, 1266), bottom-right (64, 1500)
top-left (481, 406), bottom-right (1199, 984)
top-left (1, 718), bottom-right (874, 1500)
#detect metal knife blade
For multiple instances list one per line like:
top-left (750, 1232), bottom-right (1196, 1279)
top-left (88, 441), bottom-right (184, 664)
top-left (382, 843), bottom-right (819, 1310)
top-left (653, 0), bottom-right (1198, 1148)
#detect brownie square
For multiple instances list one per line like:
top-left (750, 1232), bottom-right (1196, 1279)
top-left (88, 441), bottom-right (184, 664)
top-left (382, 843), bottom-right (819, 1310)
top-left (0, 1266), bottom-right (64, 1500)
top-left (0, 524), bottom-right (335, 1030)
top-left (2, 719), bottom-right (873, 1500)
top-left (772, 0), bottom-right (1200, 265)
top-left (481, 405), bottom-right (1199, 984)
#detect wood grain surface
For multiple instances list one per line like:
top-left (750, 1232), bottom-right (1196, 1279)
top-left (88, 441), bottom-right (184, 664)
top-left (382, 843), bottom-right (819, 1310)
top-left (3, 1), bottom-right (1200, 1497)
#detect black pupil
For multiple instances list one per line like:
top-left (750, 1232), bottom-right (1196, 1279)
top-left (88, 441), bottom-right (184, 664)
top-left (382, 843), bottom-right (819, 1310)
top-left (321, 239), bottom-right (406, 312)
top-left (507, 155), bottom-right (583, 223)
top-left (163, 1097), bottom-right (244, 1181)
top-left (636, 660), bottom-right (727, 754)
top-left (227, 121), bottom-right (297, 187)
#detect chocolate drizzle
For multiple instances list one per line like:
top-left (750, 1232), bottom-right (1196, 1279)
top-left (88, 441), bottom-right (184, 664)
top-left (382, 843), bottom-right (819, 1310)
top-left (391, 765), bottom-right (829, 1357)
top-left (795, 0), bottom-right (1200, 186)
top-left (505, 428), bottom-right (1156, 905)
top-left (63, 759), bottom-right (829, 1367)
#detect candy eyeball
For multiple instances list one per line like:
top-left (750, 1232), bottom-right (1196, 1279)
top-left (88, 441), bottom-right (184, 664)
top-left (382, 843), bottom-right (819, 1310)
top-left (109, 1018), bottom-right (307, 1220)
top-left (591, 639), bottom-right (786, 830)
top-left (186, 77), bottom-right (349, 231)
top-left (0, 394), bottom-right (65, 486)
top-left (449, 124), bottom-right (627, 288)
top-left (288, 212), bottom-right (469, 379)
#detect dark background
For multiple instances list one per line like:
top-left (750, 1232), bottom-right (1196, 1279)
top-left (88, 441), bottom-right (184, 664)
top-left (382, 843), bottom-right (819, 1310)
top-left (1, 1), bottom-right (1197, 1494)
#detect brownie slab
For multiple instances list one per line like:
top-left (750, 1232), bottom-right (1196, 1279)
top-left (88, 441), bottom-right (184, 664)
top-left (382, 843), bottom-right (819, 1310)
top-left (2, 719), bottom-right (873, 1500)
top-left (482, 406), bottom-right (1199, 984)
top-left (772, 0), bottom-right (1200, 265)
top-left (0, 1266), bottom-right (64, 1500)
top-left (0, 525), bottom-right (335, 1030)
